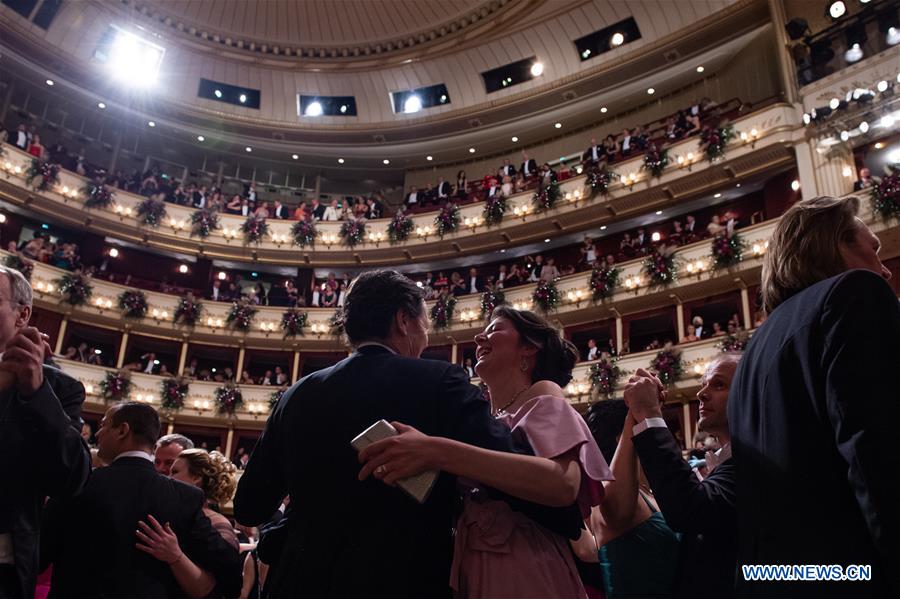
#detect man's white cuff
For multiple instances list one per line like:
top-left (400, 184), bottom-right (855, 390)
top-left (632, 417), bottom-right (667, 436)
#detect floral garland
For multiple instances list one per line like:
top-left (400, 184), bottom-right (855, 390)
top-left (641, 145), bottom-right (669, 178)
top-left (280, 308), bottom-right (309, 338)
top-left (55, 272), bottom-right (93, 306)
top-left (26, 159), bottom-right (60, 191)
top-left (699, 124), bottom-right (735, 162)
top-left (532, 280), bottom-right (561, 313)
top-left (430, 295), bottom-right (457, 330)
top-left (190, 209), bottom-right (220, 238)
top-left (532, 182), bottom-right (561, 211)
top-left (160, 376), bottom-right (190, 410)
top-left (329, 307), bottom-right (345, 337)
top-left (214, 383), bottom-right (244, 416)
top-left (83, 182), bottom-right (115, 209)
top-left (241, 215), bottom-right (269, 245)
top-left (434, 203), bottom-right (461, 237)
top-left (711, 231), bottom-right (745, 269)
top-left (387, 212), bottom-right (414, 243)
top-left (483, 194), bottom-right (508, 226)
top-left (100, 369), bottom-right (132, 402)
top-left (650, 348), bottom-right (684, 387)
top-left (268, 386), bottom-right (288, 410)
top-left (136, 197), bottom-right (167, 227)
top-left (4, 254), bottom-right (33, 281)
top-left (118, 289), bottom-right (148, 319)
top-left (226, 300), bottom-right (257, 331)
top-left (479, 289), bottom-right (506, 318)
top-left (339, 219), bottom-right (366, 247)
top-left (590, 263), bottom-right (621, 302)
top-left (642, 248), bottom-right (678, 287)
top-left (717, 331), bottom-right (749, 352)
top-left (290, 219), bottom-right (317, 247)
top-left (871, 171), bottom-right (900, 220)
top-left (174, 294), bottom-right (203, 327)
top-left (589, 355), bottom-right (622, 399)
top-left (587, 167), bottom-right (618, 198)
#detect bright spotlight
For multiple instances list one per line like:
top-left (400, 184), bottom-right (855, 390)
top-left (844, 43), bottom-right (864, 63)
top-left (791, 179), bottom-right (801, 191)
top-left (338, 158), bottom-right (345, 164)
top-left (178, 264), bottom-right (189, 274)
top-left (214, 89), bottom-right (223, 98)
top-left (827, 1), bottom-right (846, 20)
top-left (98, 102), bottom-right (106, 109)
top-left (108, 248), bottom-right (119, 258)
top-left (530, 62), bottom-right (544, 77)
top-left (45, 79), bottom-right (54, 86)
top-left (647, 87), bottom-right (655, 95)
top-left (877, 80), bottom-right (889, 92)
top-left (881, 115), bottom-right (896, 128)
top-left (469, 147), bottom-right (476, 154)
top-left (239, 94), bottom-right (247, 103)
top-left (404, 95), bottom-right (423, 114)
top-left (610, 32), bottom-right (625, 47)
top-left (305, 101), bottom-right (323, 117)
top-left (888, 27), bottom-right (900, 46)
top-left (696, 66), bottom-right (705, 73)
top-left (859, 120), bottom-right (870, 133)
top-left (197, 135), bottom-right (205, 142)
top-left (511, 136), bottom-right (519, 142)
top-left (340, 104), bottom-right (348, 113)
top-left (383, 159), bottom-right (390, 165)
top-left (291, 154), bottom-right (299, 160)
top-left (217, 271), bottom-right (227, 280)
top-left (103, 27), bottom-right (165, 88)
top-left (829, 98), bottom-right (840, 109)
top-left (245, 147), bottom-right (252, 153)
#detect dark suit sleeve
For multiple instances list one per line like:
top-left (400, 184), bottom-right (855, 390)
top-left (233, 393), bottom-right (288, 526)
top-left (633, 426), bottom-right (735, 534)
top-left (819, 270), bottom-right (900, 569)
top-left (181, 492), bottom-right (242, 598)
top-left (18, 375), bottom-right (90, 497)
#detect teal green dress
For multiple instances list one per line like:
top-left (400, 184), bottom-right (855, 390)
top-left (597, 493), bottom-right (680, 598)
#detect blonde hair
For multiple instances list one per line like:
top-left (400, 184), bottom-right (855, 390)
top-left (760, 195), bottom-right (860, 314)
top-left (177, 449), bottom-right (237, 506)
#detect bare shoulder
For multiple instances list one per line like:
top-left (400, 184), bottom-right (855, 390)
top-left (529, 380), bottom-right (566, 400)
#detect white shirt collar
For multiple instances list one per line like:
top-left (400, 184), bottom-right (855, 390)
top-left (356, 342), bottom-right (397, 355)
top-left (114, 450), bottom-right (154, 463)
top-left (705, 443), bottom-right (732, 472)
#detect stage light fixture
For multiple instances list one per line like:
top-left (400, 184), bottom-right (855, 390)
top-left (108, 248), bottom-right (119, 258)
top-left (239, 94), bottom-right (247, 103)
top-left (469, 148), bottom-right (476, 153)
top-left (214, 89), bottom-right (222, 98)
top-left (647, 87), bottom-right (655, 95)
top-left (147, 121), bottom-right (155, 127)
top-left (829, 98), bottom-right (840, 109)
top-left (217, 272), bottom-right (227, 280)
top-left (827, 1), bottom-right (846, 20)
top-left (791, 180), bottom-right (801, 191)
top-left (840, 130), bottom-right (850, 141)
top-left (426, 156), bottom-right (433, 161)
top-left (292, 154), bottom-right (299, 159)
top-left (178, 264), bottom-right (189, 274)
top-left (97, 102), bottom-right (106, 109)
top-left (245, 147), bottom-right (252, 152)
top-left (696, 66), bottom-right (705, 73)
top-left (511, 136), bottom-right (519, 142)
top-left (610, 32), bottom-right (625, 47)
top-left (600, 107), bottom-right (608, 113)
top-left (859, 121), bottom-right (869, 132)
top-left (197, 135), bottom-right (204, 142)
top-left (555, 122), bottom-right (562, 129)
top-left (338, 158), bottom-right (345, 164)
top-left (45, 79), bottom-right (54, 86)
top-left (305, 101), bottom-right (323, 117)
top-left (877, 80), bottom-right (889, 92)
top-left (383, 159), bottom-right (390, 165)
top-left (104, 28), bottom-right (164, 88)
top-left (404, 94), bottom-right (423, 113)
top-left (530, 62), bottom-right (544, 77)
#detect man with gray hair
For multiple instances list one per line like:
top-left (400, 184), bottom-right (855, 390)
top-left (0, 265), bottom-right (90, 599)
top-left (153, 433), bottom-right (195, 476)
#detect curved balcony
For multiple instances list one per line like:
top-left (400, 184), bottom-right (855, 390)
top-left (0, 103), bottom-right (798, 267)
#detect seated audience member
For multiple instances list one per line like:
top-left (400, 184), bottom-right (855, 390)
top-left (41, 403), bottom-right (241, 599)
top-left (501, 175), bottom-right (513, 197)
top-left (680, 325), bottom-right (699, 344)
top-left (27, 134), bottom-right (46, 160)
top-left (483, 176), bottom-right (501, 200)
top-left (274, 366), bottom-right (288, 386)
top-left (449, 272), bottom-right (467, 297)
top-left (466, 268), bottom-right (483, 295)
top-left (520, 153), bottom-right (538, 179)
top-left (670, 221), bottom-right (684, 246)
top-left (240, 370), bottom-right (254, 385)
top-left (711, 322), bottom-right (725, 337)
top-left (293, 202), bottom-right (308, 221)
top-left (707, 215), bottom-right (724, 237)
top-left (366, 197), bottom-right (383, 219)
top-left (528, 255), bottom-right (544, 282)
top-left (462, 358), bottom-right (475, 378)
top-left (853, 167), bottom-right (879, 191)
top-left (309, 198), bottom-right (326, 221)
top-left (683, 215), bottom-right (699, 241)
top-left (498, 159), bottom-right (516, 179)
top-left (582, 137), bottom-right (604, 166)
top-left (225, 194), bottom-right (242, 214)
top-left (514, 172), bottom-right (527, 193)
top-left (624, 356), bottom-right (739, 599)
top-left (14, 123), bottom-right (28, 149)
top-left (540, 257), bottom-right (560, 283)
top-left (322, 199), bottom-right (340, 221)
top-left (154, 433), bottom-right (195, 476)
top-left (692, 316), bottom-right (706, 338)
top-left (260, 370), bottom-right (274, 386)
top-left (403, 186), bottom-right (421, 209)
top-left (539, 163), bottom-right (558, 188)
top-left (603, 135), bottom-right (618, 162)
top-left (208, 280), bottom-right (225, 302)
top-left (273, 200), bottom-right (289, 219)
top-left (496, 264), bottom-right (508, 289)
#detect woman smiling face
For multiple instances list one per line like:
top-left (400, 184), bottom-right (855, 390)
top-left (474, 317), bottom-right (529, 383)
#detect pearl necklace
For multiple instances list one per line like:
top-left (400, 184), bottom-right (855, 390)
top-left (493, 385), bottom-right (531, 417)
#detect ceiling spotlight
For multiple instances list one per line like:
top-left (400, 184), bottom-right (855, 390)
top-left (651, 232), bottom-right (661, 242)
top-left (245, 146), bottom-right (252, 152)
top-left (840, 130), bottom-right (850, 141)
top-left (383, 159), bottom-right (390, 165)
top-left (108, 248), bottom-right (119, 258)
top-left (530, 62), bottom-right (544, 77)
top-left (581, 49), bottom-right (591, 59)
top-left (239, 93), bottom-right (247, 103)
top-left (844, 43), bottom-right (864, 62)
top-left (340, 104), bottom-right (348, 113)
top-left (803, 113), bottom-right (811, 124)
top-left (469, 147), bottom-right (476, 153)
top-left (647, 87), bottom-right (655, 95)
top-left (881, 115), bottom-right (895, 128)
top-left (859, 121), bottom-right (869, 132)
top-left (877, 80), bottom-right (889, 92)
top-left (600, 106), bottom-right (608, 113)
top-left (147, 121), bottom-right (156, 127)
top-left (554, 122), bottom-right (562, 129)
top-left (600, 225), bottom-right (607, 230)
top-left (178, 264), bottom-right (189, 274)
top-left (305, 101), bottom-right (323, 117)
top-left (291, 154), bottom-right (299, 160)
top-left (217, 271), bottom-right (227, 280)
top-left (696, 65), bottom-right (705, 73)
top-left (714, 193), bottom-right (722, 198)
top-left (197, 135), bottom-right (205, 142)
top-left (97, 102), bottom-right (106, 109)
top-left (404, 94), bottom-right (423, 114)
top-left (214, 89), bottom-right (223, 98)
top-left (874, 142), bottom-right (884, 149)
top-left (426, 155), bottom-right (433, 161)
top-left (46, 79), bottom-right (54, 86)
top-left (338, 158), bottom-right (345, 164)
top-left (439, 94), bottom-right (447, 103)
top-left (610, 32), bottom-right (625, 47)
top-left (511, 136), bottom-right (519, 142)
top-left (827, 1), bottom-right (846, 20)
top-left (791, 179), bottom-right (801, 191)
top-left (544, 238), bottom-right (550, 243)
top-left (888, 27), bottom-right (900, 46)
top-left (829, 97), bottom-right (840, 109)
top-left (655, 210), bottom-right (663, 215)
top-left (105, 28), bottom-right (164, 88)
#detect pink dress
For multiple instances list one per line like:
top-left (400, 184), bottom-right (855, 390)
top-left (450, 395), bottom-right (612, 599)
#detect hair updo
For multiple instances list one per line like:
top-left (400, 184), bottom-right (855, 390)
top-left (177, 448), bottom-right (237, 506)
top-left (490, 306), bottom-right (580, 387)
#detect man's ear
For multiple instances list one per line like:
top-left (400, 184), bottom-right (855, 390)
top-left (15, 305), bottom-right (32, 329)
top-left (394, 310), bottom-right (409, 338)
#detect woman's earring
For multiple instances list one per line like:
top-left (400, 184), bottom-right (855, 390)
top-left (520, 358), bottom-right (528, 372)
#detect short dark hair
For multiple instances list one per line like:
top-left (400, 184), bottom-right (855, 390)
top-left (342, 270), bottom-right (425, 345)
top-left (490, 306), bottom-right (579, 387)
top-left (585, 399), bottom-right (628, 464)
top-left (111, 402), bottom-right (160, 449)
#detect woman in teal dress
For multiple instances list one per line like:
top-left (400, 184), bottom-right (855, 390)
top-left (586, 399), bottom-right (680, 598)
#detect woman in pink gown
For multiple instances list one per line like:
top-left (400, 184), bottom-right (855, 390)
top-left (361, 306), bottom-right (611, 599)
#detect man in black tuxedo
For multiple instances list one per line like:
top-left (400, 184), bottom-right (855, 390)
top-left (234, 270), bottom-right (579, 598)
top-left (582, 137), bottom-right (603, 166)
top-left (309, 198), bottom-right (326, 221)
top-left (625, 358), bottom-right (738, 599)
top-left (42, 402), bottom-right (241, 599)
top-left (466, 267), bottom-right (483, 295)
top-left (729, 195), bottom-right (899, 598)
top-left (434, 177), bottom-right (451, 203)
top-left (498, 159), bottom-right (516, 178)
top-left (520, 153), bottom-right (538, 179)
top-left (0, 267), bottom-right (90, 599)
top-left (403, 186), bottom-right (421, 209)
top-left (272, 200), bottom-right (289, 219)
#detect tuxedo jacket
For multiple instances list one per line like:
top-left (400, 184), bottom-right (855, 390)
top-left (273, 205), bottom-right (288, 219)
top-left (311, 204), bottom-right (326, 220)
top-left (582, 146), bottom-right (603, 163)
top-left (0, 367), bottom-right (90, 599)
top-left (498, 164), bottom-right (516, 177)
top-left (234, 345), bottom-right (582, 599)
top-left (435, 181), bottom-right (451, 197)
top-left (42, 457), bottom-right (242, 599)
top-left (520, 159), bottom-right (538, 177)
top-left (403, 192), bottom-right (419, 205)
top-left (728, 270), bottom-right (900, 598)
top-left (633, 426), bottom-right (736, 599)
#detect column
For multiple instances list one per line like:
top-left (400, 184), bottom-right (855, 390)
top-left (682, 403), bottom-right (692, 450)
top-left (740, 288), bottom-right (753, 330)
top-left (216, 162), bottom-right (225, 188)
top-left (615, 315), bottom-right (624, 353)
top-left (674, 302), bottom-right (685, 342)
top-left (224, 426), bottom-right (235, 459)
top-left (54, 316), bottom-right (69, 355)
top-left (0, 82), bottom-right (14, 123)
top-left (314, 174), bottom-right (322, 199)
top-left (767, 0), bottom-right (800, 104)
top-left (107, 133), bottom-right (122, 174)
top-left (177, 341), bottom-right (189, 375)
top-left (235, 345), bottom-right (246, 379)
top-left (292, 351), bottom-right (300, 383)
top-left (809, 139), bottom-right (854, 198)
top-left (115, 331), bottom-right (129, 369)
top-left (794, 142), bottom-right (819, 200)
top-left (166, 421), bottom-right (174, 435)
top-left (450, 342), bottom-right (458, 364)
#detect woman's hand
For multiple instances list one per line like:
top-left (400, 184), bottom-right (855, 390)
top-left (357, 423), bottom-right (442, 485)
top-left (136, 515), bottom-right (184, 565)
